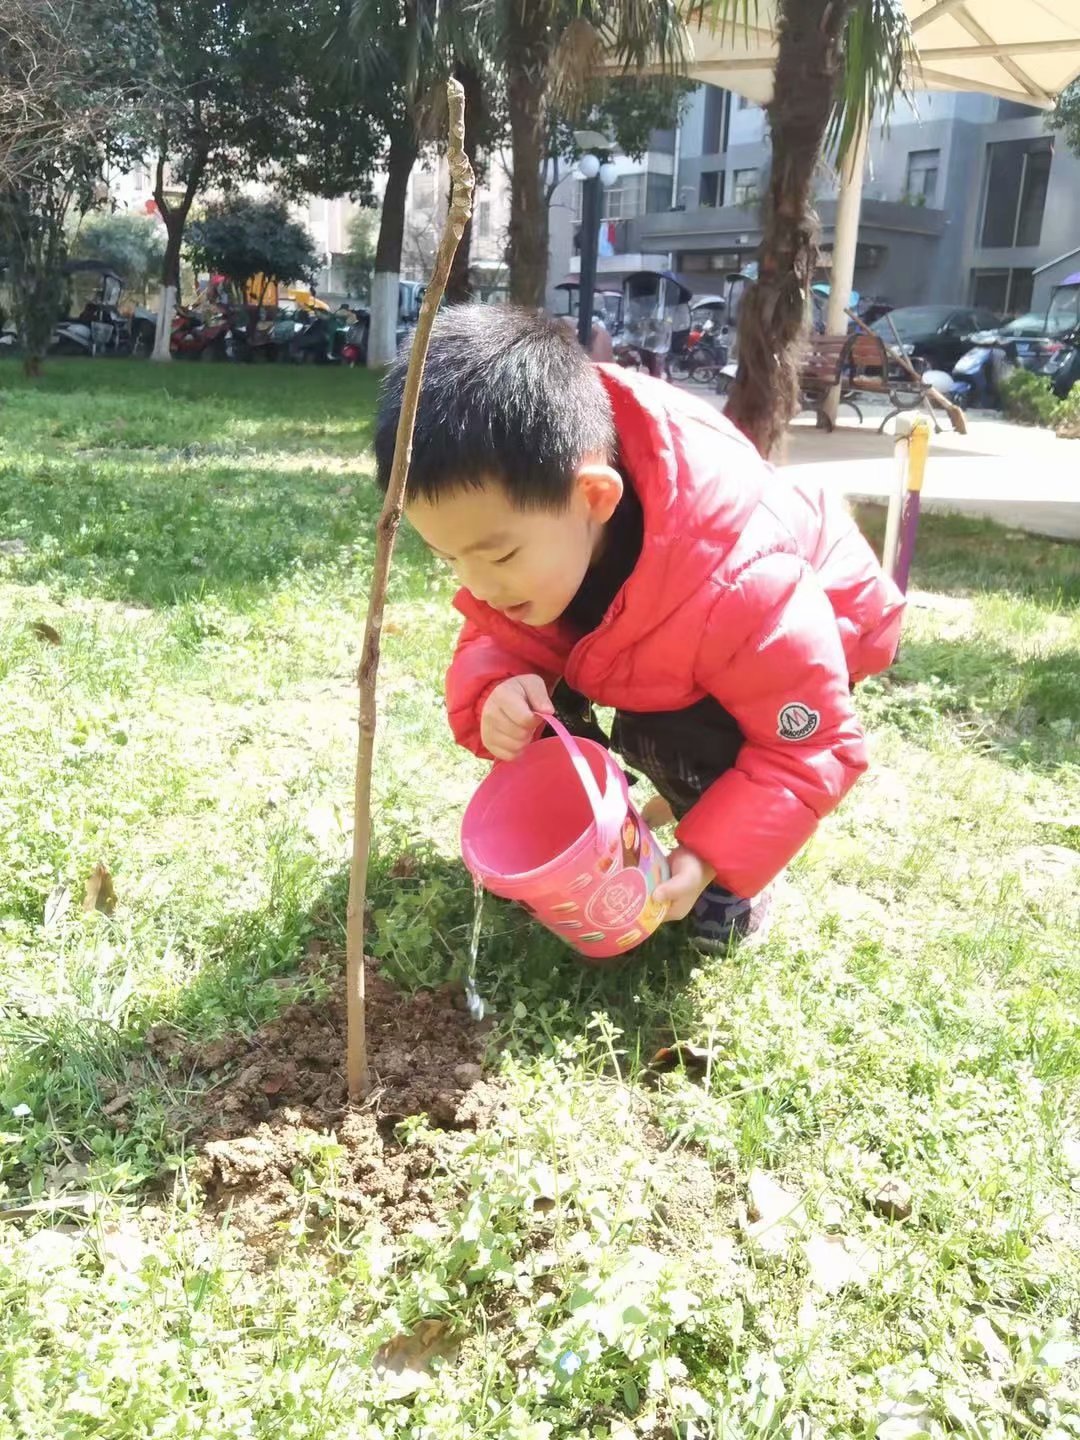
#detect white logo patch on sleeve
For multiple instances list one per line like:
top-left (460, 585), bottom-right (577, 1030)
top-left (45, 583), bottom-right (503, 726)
top-left (777, 702), bottom-right (820, 741)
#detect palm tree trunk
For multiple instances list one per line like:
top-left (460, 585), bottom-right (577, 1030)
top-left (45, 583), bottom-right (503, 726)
top-left (725, 0), bottom-right (853, 458)
top-left (368, 128), bottom-right (418, 367)
top-left (446, 62), bottom-right (484, 305)
top-left (506, 6), bottom-right (551, 308)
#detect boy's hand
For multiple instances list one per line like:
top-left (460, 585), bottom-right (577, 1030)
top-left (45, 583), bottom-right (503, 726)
top-left (653, 847), bottom-right (716, 923)
top-left (480, 675), bottom-right (554, 761)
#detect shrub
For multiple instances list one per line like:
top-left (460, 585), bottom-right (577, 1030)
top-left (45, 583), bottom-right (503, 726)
top-left (999, 369), bottom-right (1060, 427)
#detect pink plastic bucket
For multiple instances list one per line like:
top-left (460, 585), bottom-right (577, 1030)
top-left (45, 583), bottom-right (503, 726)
top-left (461, 717), bottom-right (670, 962)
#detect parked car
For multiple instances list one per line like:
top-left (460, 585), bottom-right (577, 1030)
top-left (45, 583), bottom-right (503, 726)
top-left (1041, 274), bottom-right (1080, 399)
top-left (871, 303), bottom-right (1001, 372)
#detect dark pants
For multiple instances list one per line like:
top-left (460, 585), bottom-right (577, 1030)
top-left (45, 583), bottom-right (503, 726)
top-left (551, 682), bottom-right (745, 823)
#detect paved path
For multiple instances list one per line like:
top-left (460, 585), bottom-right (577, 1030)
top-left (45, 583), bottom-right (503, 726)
top-left (784, 414), bottom-right (1079, 541)
top-left (680, 385), bottom-right (1080, 541)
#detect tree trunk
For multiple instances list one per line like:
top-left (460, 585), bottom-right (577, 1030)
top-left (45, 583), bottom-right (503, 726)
top-left (725, 0), bottom-right (853, 458)
top-left (506, 6), bottom-right (551, 309)
top-left (151, 150), bottom-right (206, 363)
top-left (368, 128), bottom-right (418, 367)
top-left (446, 63), bottom-right (484, 305)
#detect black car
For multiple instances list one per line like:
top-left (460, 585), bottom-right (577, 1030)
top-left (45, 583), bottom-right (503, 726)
top-left (871, 304), bottom-right (1002, 372)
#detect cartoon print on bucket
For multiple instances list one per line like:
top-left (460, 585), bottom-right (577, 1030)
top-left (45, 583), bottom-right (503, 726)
top-left (461, 717), bottom-right (670, 961)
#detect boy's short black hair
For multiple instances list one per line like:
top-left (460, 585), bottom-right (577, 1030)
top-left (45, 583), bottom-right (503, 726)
top-left (374, 305), bottom-right (615, 511)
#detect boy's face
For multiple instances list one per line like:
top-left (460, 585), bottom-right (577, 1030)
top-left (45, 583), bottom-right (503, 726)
top-left (406, 464), bottom-right (623, 628)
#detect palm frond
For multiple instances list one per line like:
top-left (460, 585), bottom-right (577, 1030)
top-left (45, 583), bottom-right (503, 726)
top-left (828, 0), bottom-right (914, 160)
top-left (551, 17), bottom-right (607, 112)
top-left (690, 0), bottom-right (760, 46)
top-left (572, 0), bottom-right (690, 78)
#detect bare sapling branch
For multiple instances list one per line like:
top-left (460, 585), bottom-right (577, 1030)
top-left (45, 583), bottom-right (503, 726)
top-left (344, 78), bottom-right (475, 1102)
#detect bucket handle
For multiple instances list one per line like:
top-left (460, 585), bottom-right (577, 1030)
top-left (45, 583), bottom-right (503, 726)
top-left (540, 715), bottom-right (610, 830)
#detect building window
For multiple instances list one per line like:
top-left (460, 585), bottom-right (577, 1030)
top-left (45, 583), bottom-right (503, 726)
top-left (905, 149), bottom-right (939, 204)
top-left (732, 168), bottom-right (759, 206)
top-left (699, 170), bottom-right (723, 207)
top-left (997, 100), bottom-right (1041, 120)
top-left (476, 199), bottom-right (491, 238)
top-left (603, 173), bottom-right (645, 221)
top-left (646, 172), bottom-right (671, 214)
top-left (971, 267), bottom-right (1034, 315)
top-left (702, 86), bottom-right (727, 154)
top-left (735, 94), bottom-right (756, 111)
top-left (980, 138), bottom-right (1052, 248)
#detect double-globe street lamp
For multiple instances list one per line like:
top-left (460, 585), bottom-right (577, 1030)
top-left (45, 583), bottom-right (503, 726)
top-left (575, 133), bottom-right (617, 350)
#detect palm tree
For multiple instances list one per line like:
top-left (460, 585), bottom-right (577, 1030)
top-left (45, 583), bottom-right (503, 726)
top-left (338, 0), bottom-right (439, 365)
top-left (487, 0), bottom-right (689, 308)
top-left (708, 0), bottom-right (912, 456)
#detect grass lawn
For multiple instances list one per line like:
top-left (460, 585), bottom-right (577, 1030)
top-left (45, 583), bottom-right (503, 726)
top-left (1, 357), bottom-right (1079, 1440)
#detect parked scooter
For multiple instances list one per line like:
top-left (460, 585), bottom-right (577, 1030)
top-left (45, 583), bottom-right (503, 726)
top-left (50, 262), bottom-right (130, 356)
top-left (170, 304), bottom-right (235, 360)
top-left (946, 337), bottom-right (1008, 409)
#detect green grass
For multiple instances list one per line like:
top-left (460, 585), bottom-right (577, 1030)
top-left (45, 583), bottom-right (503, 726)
top-left (1, 357), bottom-right (1079, 1439)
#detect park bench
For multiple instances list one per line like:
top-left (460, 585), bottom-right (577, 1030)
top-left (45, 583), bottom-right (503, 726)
top-left (798, 329), bottom-right (934, 433)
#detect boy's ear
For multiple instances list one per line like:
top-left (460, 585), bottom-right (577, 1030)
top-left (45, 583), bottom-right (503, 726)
top-left (575, 462), bottom-right (623, 525)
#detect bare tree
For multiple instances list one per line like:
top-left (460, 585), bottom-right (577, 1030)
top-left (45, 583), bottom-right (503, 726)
top-left (0, 0), bottom-right (126, 188)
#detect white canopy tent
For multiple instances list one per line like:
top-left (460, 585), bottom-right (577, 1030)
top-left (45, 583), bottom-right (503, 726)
top-left (678, 0), bottom-right (1080, 109)
top-left (629, 1), bottom-right (1080, 387)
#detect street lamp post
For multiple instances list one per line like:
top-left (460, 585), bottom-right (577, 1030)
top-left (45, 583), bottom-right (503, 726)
top-left (574, 133), bottom-right (617, 352)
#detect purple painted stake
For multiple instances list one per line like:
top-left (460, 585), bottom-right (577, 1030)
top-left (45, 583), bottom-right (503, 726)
top-left (888, 416), bottom-right (930, 593)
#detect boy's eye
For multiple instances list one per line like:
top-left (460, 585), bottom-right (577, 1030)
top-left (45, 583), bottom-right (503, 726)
top-left (494, 549), bottom-right (519, 566)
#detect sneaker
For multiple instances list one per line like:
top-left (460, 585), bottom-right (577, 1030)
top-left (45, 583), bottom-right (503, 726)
top-left (690, 882), bottom-right (773, 955)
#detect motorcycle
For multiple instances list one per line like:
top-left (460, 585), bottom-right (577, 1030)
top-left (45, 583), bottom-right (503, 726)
top-left (170, 304), bottom-right (235, 360)
top-left (341, 310), bottom-right (370, 367)
top-left (50, 262), bottom-right (131, 356)
top-left (287, 306), bottom-right (362, 364)
top-left (947, 338), bottom-right (1005, 409)
top-left (668, 322), bottom-right (728, 384)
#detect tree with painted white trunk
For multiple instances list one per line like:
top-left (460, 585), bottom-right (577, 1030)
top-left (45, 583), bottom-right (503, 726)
top-left (140, 0), bottom-right (380, 362)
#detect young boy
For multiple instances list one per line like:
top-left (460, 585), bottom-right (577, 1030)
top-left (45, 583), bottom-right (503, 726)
top-left (375, 307), bottom-right (904, 952)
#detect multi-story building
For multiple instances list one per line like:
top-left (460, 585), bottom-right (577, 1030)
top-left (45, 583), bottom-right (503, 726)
top-left (560, 84), bottom-right (1080, 317)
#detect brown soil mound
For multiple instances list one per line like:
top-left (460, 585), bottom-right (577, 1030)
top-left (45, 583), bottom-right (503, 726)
top-left (138, 961), bottom-right (500, 1255)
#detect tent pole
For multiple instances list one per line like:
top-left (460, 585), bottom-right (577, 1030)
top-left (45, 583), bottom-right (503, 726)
top-left (822, 115), bottom-right (870, 426)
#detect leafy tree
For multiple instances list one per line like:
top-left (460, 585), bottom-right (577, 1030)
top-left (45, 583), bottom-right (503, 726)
top-left (139, 0), bottom-right (379, 358)
top-left (549, 74), bottom-right (694, 168)
top-left (71, 210), bottom-right (166, 301)
top-left (186, 196), bottom-right (318, 303)
top-left (1050, 81), bottom-right (1080, 155)
top-left (339, 0), bottom-right (444, 363)
top-left (0, 0), bottom-right (155, 371)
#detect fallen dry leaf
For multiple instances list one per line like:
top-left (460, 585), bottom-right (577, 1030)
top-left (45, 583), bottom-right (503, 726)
top-left (742, 1170), bottom-right (807, 1254)
top-left (373, 1319), bottom-right (458, 1398)
top-left (865, 1175), bottom-right (913, 1221)
top-left (802, 1232), bottom-right (878, 1293)
top-left (82, 863), bottom-right (117, 916)
top-left (31, 620), bottom-right (61, 645)
top-left (44, 882), bottom-right (72, 929)
top-left (101, 1092), bottom-right (133, 1119)
top-left (649, 1042), bottom-right (713, 1076)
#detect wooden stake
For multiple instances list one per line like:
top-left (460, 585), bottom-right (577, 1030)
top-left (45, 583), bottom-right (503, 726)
top-left (345, 79), bottom-right (474, 1102)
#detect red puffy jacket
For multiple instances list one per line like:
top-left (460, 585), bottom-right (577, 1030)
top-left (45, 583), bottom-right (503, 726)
top-left (447, 366), bottom-right (904, 898)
